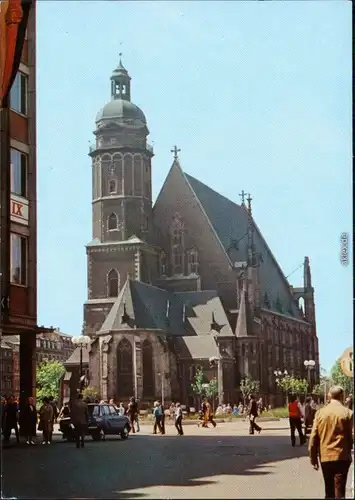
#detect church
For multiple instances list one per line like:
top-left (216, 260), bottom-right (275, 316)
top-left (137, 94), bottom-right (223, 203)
top-left (83, 58), bottom-right (319, 408)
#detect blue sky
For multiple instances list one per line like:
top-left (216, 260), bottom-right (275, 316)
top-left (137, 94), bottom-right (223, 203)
top-left (36, 1), bottom-right (352, 373)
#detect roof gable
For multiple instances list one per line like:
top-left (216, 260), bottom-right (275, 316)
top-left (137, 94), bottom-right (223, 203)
top-left (183, 173), bottom-right (302, 319)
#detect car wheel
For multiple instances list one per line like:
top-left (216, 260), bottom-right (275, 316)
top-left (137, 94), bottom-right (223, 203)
top-left (91, 429), bottom-right (104, 441)
top-left (120, 425), bottom-right (130, 440)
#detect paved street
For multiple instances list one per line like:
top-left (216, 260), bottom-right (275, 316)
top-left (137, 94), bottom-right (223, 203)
top-left (2, 420), bottom-right (353, 499)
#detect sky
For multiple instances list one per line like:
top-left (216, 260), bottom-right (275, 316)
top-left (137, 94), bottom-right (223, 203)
top-left (36, 0), bottom-right (352, 373)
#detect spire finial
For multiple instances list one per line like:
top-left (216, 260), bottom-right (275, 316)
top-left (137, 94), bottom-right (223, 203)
top-left (239, 190), bottom-right (246, 205)
top-left (247, 193), bottom-right (252, 215)
top-left (171, 145), bottom-right (181, 160)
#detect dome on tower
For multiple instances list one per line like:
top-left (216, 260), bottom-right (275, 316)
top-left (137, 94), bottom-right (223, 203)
top-left (95, 56), bottom-right (147, 125)
top-left (96, 99), bottom-right (146, 124)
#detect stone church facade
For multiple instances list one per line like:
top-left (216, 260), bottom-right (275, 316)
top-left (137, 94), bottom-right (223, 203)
top-left (83, 58), bottom-right (319, 407)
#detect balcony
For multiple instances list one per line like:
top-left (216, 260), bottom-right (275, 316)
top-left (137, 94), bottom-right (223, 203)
top-left (89, 142), bottom-right (154, 154)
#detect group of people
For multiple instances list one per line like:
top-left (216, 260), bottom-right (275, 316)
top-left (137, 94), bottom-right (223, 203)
top-left (1, 394), bottom-right (59, 445)
top-left (152, 401), bottom-right (184, 436)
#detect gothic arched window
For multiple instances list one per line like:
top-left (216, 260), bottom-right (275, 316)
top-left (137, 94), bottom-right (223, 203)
top-left (117, 338), bottom-right (133, 398)
top-left (108, 213), bottom-right (118, 231)
top-left (142, 339), bottom-right (154, 398)
top-left (107, 269), bottom-right (119, 297)
top-left (160, 251), bottom-right (167, 277)
top-left (108, 179), bottom-right (117, 194)
top-left (171, 214), bottom-right (184, 275)
top-left (187, 248), bottom-right (198, 275)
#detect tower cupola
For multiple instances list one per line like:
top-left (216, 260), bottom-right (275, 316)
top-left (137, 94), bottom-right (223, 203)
top-left (110, 54), bottom-right (131, 101)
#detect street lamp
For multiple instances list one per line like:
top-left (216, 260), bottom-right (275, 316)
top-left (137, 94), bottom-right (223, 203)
top-left (72, 335), bottom-right (91, 393)
top-left (273, 369), bottom-right (288, 405)
top-left (304, 359), bottom-right (316, 390)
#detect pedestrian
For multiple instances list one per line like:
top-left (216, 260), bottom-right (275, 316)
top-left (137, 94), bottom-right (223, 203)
top-left (288, 394), bottom-right (305, 446)
top-left (22, 396), bottom-right (38, 444)
top-left (345, 394), bottom-right (353, 411)
top-left (169, 402), bottom-right (176, 420)
top-left (127, 397), bottom-right (138, 433)
top-left (153, 401), bottom-right (163, 434)
top-left (70, 393), bottom-right (89, 449)
top-left (175, 402), bottom-right (183, 435)
top-left (3, 395), bottom-right (20, 444)
top-left (309, 385), bottom-right (353, 500)
top-left (48, 396), bottom-right (58, 443)
top-left (205, 399), bottom-right (217, 428)
top-left (304, 396), bottom-right (316, 436)
top-left (117, 402), bottom-right (125, 416)
top-left (248, 395), bottom-right (262, 435)
top-left (159, 401), bottom-right (166, 434)
top-left (39, 397), bottom-right (54, 445)
top-left (58, 402), bottom-right (70, 419)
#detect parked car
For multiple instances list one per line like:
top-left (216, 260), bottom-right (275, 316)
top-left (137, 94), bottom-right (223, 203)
top-left (58, 403), bottom-right (130, 441)
top-left (87, 403), bottom-right (130, 440)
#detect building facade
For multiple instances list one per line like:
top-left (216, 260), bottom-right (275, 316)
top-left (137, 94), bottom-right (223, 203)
top-left (0, 1), bottom-right (52, 410)
top-left (83, 59), bottom-right (319, 407)
top-left (36, 328), bottom-right (74, 365)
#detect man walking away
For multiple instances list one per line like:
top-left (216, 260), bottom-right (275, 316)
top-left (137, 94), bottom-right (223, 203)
top-left (3, 396), bottom-right (19, 444)
top-left (175, 402), bottom-right (183, 435)
top-left (248, 395), bottom-right (262, 435)
top-left (159, 401), bottom-right (166, 434)
top-left (309, 385), bottom-right (353, 500)
top-left (153, 401), bottom-right (163, 434)
top-left (288, 394), bottom-right (305, 446)
top-left (70, 394), bottom-right (89, 449)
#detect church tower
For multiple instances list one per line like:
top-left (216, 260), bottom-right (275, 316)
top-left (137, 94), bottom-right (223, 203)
top-left (84, 58), bottom-right (159, 335)
top-left (90, 56), bottom-right (153, 243)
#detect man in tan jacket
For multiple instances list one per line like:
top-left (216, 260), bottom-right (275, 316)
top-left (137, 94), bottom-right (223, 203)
top-left (309, 385), bottom-right (353, 499)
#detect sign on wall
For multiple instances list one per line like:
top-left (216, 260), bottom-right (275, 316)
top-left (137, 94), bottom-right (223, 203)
top-left (10, 193), bottom-right (28, 225)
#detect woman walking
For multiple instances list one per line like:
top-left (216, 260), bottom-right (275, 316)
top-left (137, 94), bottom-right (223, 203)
top-left (39, 397), bottom-right (54, 445)
top-left (22, 396), bottom-right (38, 444)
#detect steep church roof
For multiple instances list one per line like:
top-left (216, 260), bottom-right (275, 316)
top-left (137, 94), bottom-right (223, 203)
top-left (99, 279), bottom-right (233, 337)
top-left (174, 335), bottom-right (220, 360)
top-left (182, 172), bottom-right (302, 319)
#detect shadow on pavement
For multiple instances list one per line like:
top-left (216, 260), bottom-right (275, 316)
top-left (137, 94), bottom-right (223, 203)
top-left (2, 432), bottom-right (309, 499)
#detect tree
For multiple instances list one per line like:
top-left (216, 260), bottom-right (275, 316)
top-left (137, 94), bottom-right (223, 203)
top-left (275, 375), bottom-right (308, 403)
top-left (330, 359), bottom-right (353, 395)
top-left (36, 360), bottom-right (65, 403)
top-left (82, 385), bottom-right (100, 402)
top-left (240, 377), bottom-right (260, 405)
top-left (293, 378), bottom-right (308, 396)
top-left (205, 378), bottom-right (219, 411)
top-left (191, 367), bottom-right (208, 402)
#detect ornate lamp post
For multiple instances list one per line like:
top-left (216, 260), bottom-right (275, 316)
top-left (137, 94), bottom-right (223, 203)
top-left (71, 335), bottom-right (91, 393)
top-left (304, 359), bottom-right (316, 390)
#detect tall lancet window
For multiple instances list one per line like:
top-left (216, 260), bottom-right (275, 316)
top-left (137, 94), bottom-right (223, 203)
top-left (107, 269), bottom-right (120, 297)
top-left (171, 214), bottom-right (184, 275)
top-left (160, 251), bottom-right (167, 277)
top-left (187, 248), bottom-right (198, 275)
